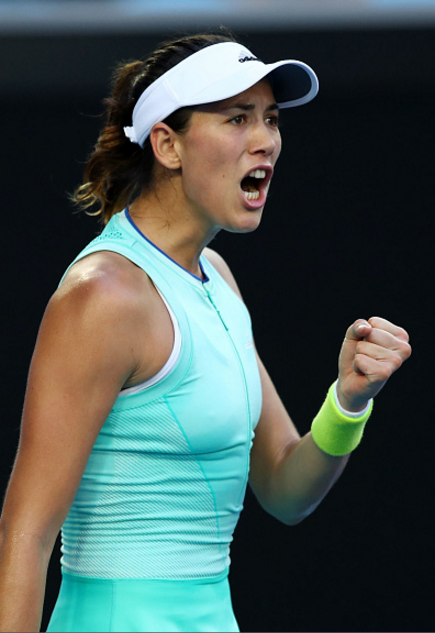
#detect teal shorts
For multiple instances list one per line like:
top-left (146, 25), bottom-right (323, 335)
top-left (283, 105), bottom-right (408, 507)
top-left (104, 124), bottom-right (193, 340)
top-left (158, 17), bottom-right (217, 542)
top-left (47, 571), bottom-right (239, 632)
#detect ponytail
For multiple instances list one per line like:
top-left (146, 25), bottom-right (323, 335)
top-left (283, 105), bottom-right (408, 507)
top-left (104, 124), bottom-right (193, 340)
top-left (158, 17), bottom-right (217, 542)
top-left (72, 32), bottom-right (236, 223)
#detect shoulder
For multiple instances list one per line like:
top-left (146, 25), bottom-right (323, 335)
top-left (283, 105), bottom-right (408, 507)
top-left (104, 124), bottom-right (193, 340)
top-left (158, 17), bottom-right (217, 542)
top-left (61, 250), bottom-right (153, 302)
top-left (203, 247), bottom-right (243, 301)
top-left (48, 251), bottom-right (156, 332)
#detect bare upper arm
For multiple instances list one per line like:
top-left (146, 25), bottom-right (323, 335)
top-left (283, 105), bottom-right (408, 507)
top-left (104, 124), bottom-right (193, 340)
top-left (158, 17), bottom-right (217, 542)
top-left (249, 352), bottom-right (301, 503)
top-left (1, 253), bottom-right (162, 547)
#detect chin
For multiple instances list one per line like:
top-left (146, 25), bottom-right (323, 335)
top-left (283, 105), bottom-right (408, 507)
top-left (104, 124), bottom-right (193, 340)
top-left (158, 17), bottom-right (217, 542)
top-left (224, 208), bottom-right (264, 234)
top-left (226, 221), bottom-right (262, 235)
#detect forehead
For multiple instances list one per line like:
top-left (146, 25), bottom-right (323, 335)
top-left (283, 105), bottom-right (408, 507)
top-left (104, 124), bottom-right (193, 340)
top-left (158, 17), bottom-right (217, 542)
top-left (197, 78), bottom-right (277, 113)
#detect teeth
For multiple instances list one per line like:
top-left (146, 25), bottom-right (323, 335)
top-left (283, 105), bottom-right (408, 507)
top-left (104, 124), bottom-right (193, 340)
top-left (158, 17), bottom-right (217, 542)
top-left (244, 190), bottom-right (260, 201)
top-left (248, 169), bottom-right (266, 179)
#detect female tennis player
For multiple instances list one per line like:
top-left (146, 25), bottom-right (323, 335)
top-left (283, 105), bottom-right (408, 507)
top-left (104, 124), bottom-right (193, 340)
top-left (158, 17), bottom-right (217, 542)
top-left (0, 32), bottom-right (411, 632)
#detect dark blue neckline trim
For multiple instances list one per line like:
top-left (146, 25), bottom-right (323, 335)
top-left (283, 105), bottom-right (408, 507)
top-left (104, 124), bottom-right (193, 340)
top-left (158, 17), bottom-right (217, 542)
top-left (125, 208), bottom-right (209, 284)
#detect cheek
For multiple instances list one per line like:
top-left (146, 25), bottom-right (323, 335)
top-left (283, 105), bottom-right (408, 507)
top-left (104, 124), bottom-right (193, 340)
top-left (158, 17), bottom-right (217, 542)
top-left (274, 135), bottom-right (283, 162)
top-left (184, 148), bottom-right (233, 190)
top-left (183, 141), bottom-right (219, 176)
top-left (178, 128), bottom-right (240, 196)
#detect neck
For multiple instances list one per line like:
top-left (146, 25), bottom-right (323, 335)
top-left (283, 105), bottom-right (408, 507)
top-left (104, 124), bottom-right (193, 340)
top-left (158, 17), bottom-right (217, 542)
top-left (128, 176), bottom-right (219, 278)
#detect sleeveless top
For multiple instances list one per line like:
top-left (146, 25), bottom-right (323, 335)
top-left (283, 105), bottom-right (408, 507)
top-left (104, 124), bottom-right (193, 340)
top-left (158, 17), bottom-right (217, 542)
top-left (60, 209), bottom-right (262, 580)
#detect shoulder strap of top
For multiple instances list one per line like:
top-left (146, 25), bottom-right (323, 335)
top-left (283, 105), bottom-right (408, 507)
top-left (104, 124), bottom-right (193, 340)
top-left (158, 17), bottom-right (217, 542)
top-left (59, 211), bottom-right (194, 403)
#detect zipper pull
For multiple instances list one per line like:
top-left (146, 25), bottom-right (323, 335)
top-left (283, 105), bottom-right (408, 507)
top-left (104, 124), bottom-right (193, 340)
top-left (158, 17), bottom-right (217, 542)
top-left (203, 285), bottom-right (229, 331)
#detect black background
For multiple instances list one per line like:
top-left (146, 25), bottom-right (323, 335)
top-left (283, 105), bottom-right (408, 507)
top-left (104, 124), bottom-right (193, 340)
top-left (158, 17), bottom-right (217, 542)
top-left (1, 25), bottom-right (433, 632)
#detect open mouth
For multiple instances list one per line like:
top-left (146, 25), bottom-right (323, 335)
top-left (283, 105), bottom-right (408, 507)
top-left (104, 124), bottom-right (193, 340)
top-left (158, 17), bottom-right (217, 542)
top-left (240, 169), bottom-right (271, 202)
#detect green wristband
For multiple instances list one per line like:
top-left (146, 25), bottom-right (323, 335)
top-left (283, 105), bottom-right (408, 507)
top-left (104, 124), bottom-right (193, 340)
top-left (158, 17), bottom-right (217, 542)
top-left (311, 384), bottom-right (373, 456)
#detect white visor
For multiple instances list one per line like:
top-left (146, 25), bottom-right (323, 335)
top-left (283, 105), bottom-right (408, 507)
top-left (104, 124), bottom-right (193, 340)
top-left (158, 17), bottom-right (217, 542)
top-left (124, 41), bottom-right (319, 148)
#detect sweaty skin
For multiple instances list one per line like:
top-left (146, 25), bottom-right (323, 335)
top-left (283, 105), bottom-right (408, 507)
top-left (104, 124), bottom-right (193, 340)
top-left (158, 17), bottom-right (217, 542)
top-left (0, 79), bottom-right (411, 631)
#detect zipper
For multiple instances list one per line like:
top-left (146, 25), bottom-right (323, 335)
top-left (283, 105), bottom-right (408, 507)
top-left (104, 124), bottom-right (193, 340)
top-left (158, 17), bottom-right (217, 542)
top-left (202, 283), bottom-right (252, 504)
top-left (203, 284), bottom-right (229, 332)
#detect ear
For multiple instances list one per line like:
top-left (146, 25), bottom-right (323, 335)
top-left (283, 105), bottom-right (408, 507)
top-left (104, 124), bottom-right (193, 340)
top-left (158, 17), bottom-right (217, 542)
top-left (149, 122), bottom-right (182, 170)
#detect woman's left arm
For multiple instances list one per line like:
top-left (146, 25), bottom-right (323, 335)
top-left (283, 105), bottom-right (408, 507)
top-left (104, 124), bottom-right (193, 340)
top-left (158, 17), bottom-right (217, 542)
top-left (249, 318), bottom-right (411, 525)
top-left (203, 247), bottom-right (411, 526)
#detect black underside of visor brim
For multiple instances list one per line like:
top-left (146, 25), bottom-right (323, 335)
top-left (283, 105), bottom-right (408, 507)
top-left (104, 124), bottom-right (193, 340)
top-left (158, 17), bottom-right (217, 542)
top-left (269, 64), bottom-right (313, 103)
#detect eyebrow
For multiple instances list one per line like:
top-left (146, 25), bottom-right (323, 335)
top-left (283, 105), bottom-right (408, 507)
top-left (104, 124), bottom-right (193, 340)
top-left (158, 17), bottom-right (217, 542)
top-left (206, 100), bottom-right (279, 114)
top-left (224, 101), bottom-right (279, 112)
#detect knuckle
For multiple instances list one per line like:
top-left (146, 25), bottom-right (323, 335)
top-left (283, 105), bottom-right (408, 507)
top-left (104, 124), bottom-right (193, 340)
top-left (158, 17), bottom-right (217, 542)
top-left (391, 355), bottom-right (403, 371)
top-left (379, 365), bottom-right (392, 381)
top-left (398, 327), bottom-right (410, 343)
top-left (398, 339), bottom-right (412, 357)
top-left (353, 353), bottom-right (367, 371)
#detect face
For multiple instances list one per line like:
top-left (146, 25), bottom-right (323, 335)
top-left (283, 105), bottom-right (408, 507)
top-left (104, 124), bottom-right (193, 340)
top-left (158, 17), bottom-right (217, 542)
top-left (173, 79), bottom-right (282, 236)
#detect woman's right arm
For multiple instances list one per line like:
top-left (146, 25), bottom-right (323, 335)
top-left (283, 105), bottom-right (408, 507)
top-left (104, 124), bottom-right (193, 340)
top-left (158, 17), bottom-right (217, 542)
top-left (0, 255), bottom-right (152, 632)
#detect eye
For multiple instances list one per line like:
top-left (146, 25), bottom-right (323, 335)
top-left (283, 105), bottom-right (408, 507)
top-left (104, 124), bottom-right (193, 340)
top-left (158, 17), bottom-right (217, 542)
top-left (229, 114), bottom-right (246, 125)
top-left (266, 114), bottom-right (280, 128)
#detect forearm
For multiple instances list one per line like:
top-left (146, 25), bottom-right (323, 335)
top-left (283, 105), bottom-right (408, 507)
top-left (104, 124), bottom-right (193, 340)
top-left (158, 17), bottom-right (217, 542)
top-left (251, 316), bottom-right (410, 526)
top-left (253, 432), bottom-right (349, 525)
top-left (250, 379), bottom-right (373, 525)
top-left (0, 529), bottom-right (51, 632)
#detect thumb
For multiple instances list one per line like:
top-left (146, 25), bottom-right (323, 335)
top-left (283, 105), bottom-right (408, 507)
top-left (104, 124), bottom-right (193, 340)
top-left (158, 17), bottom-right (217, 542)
top-left (339, 319), bottom-right (372, 372)
top-left (347, 319), bottom-right (372, 342)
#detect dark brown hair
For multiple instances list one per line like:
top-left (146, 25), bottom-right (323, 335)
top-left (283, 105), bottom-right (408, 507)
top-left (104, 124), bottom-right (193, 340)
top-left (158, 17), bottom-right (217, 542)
top-left (73, 32), bottom-right (237, 223)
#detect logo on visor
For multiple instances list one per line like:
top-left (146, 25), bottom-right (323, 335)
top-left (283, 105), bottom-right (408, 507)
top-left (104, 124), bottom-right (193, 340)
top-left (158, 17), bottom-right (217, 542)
top-left (238, 50), bottom-right (260, 63)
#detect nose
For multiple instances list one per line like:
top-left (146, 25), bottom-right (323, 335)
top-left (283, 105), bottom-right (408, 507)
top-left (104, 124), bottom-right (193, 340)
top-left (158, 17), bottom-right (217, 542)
top-left (249, 121), bottom-right (280, 157)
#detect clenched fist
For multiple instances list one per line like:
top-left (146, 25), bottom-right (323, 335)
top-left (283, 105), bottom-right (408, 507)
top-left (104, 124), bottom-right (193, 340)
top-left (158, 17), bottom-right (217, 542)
top-left (336, 317), bottom-right (412, 412)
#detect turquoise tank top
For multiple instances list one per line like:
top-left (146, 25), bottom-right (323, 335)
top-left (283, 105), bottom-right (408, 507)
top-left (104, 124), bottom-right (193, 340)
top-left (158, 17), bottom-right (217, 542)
top-left (60, 209), bottom-right (262, 580)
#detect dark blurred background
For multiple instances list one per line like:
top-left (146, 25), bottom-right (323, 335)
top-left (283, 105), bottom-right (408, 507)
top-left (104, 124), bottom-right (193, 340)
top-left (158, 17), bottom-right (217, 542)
top-left (1, 1), bottom-right (434, 631)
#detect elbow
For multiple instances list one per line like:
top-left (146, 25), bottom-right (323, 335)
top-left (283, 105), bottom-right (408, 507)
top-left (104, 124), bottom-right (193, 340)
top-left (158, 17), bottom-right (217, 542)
top-left (269, 504), bottom-right (317, 527)
top-left (254, 490), bottom-right (319, 527)
top-left (0, 518), bottom-right (57, 565)
top-left (279, 512), bottom-right (308, 527)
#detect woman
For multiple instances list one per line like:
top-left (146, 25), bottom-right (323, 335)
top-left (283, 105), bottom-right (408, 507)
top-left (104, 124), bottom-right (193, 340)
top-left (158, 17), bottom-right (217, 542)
top-left (0, 33), bottom-right (411, 632)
